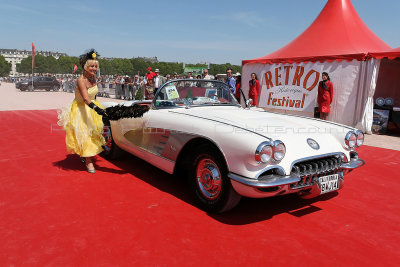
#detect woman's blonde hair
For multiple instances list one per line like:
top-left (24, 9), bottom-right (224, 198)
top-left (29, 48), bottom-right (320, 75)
top-left (83, 59), bottom-right (99, 71)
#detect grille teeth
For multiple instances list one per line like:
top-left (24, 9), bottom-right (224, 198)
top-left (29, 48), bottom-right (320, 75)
top-left (290, 156), bottom-right (343, 189)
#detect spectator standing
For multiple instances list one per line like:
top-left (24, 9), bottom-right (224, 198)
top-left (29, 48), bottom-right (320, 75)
top-left (248, 73), bottom-right (260, 106)
top-left (146, 67), bottom-right (155, 82)
top-left (187, 72), bottom-right (194, 79)
top-left (235, 74), bottom-right (241, 102)
top-left (115, 76), bottom-right (122, 99)
top-left (317, 72), bottom-right (334, 120)
top-left (225, 68), bottom-right (236, 95)
top-left (132, 75), bottom-right (140, 99)
top-left (202, 69), bottom-right (211, 80)
top-left (153, 69), bottom-right (166, 92)
top-left (120, 76), bottom-right (126, 99)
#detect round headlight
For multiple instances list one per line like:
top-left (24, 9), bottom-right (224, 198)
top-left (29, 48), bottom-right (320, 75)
top-left (345, 131), bottom-right (357, 148)
top-left (355, 130), bottom-right (364, 147)
top-left (255, 142), bottom-right (273, 163)
top-left (273, 140), bottom-right (286, 161)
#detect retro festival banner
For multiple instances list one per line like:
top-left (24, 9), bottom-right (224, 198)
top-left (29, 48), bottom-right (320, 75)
top-left (258, 63), bottom-right (320, 113)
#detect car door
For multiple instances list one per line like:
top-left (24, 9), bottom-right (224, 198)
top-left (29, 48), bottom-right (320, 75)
top-left (44, 77), bottom-right (53, 89)
top-left (36, 77), bottom-right (45, 89)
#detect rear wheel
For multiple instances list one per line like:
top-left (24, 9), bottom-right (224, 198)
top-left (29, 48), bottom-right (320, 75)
top-left (52, 85), bottom-right (59, 91)
top-left (188, 144), bottom-right (241, 213)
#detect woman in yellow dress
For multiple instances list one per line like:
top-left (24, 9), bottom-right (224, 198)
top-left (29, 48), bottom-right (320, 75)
top-left (58, 49), bottom-right (107, 173)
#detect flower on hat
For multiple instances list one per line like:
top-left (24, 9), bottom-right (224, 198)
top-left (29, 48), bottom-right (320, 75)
top-left (92, 53), bottom-right (97, 59)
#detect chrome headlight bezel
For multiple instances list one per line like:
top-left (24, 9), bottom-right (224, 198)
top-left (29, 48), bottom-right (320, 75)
top-left (345, 131), bottom-right (357, 148)
top-left (355, 130), bottom-right (364, 147)
top-left (273, 140), bottom-right (286, 161)
top-left (255, 141), bottom-right (273, 163)
top-left (255, 140), bottom-right (286, 164)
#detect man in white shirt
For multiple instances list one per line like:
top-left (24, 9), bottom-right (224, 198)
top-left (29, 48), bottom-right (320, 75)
top-left (153, 69), bottom-right (166, 92)
top-left (203, 69), bottom-right (211, 80)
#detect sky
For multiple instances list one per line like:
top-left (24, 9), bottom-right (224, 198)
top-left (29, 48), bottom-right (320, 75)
top-left (1, 0), bottom-right (400, 65)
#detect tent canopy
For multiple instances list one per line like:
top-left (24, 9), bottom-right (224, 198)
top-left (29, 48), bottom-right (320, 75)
top-left (243, 0), bottom-right (392, 65)
top-left (370, 47), bottom-right (400, 60)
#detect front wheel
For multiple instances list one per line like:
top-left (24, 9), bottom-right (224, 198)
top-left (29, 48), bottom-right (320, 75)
top-left (52, 85), bottom-right (59, 91)
top-left (188, 144), bottom-right (241, 213)
top-left (101, 124), bottom-right (123, 160)
top-left (28, 85), bottom-right (34, 91)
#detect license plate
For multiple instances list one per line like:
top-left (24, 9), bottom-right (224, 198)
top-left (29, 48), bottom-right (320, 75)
top-left (319, 174), bottom-right (339, 194)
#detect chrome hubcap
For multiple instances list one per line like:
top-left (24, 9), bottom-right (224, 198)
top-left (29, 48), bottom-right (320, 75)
top-left (196, 159), bottom-right (222, 200)
top-left (102, 126), bottom-right (112, 152)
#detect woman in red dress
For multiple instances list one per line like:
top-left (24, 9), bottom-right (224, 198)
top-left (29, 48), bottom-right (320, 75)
top-left (235, 74), bottom-right (241, 102)
top-left (249, 73), bottom-right (260, 106)
top-left (317, 72), bottom-right (333, 120)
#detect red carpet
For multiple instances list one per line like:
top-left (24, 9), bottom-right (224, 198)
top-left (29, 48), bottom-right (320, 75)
top-left (1, 110), bottom-right (399, 266)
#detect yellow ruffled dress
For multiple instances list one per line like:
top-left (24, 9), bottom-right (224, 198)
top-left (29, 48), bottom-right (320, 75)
top-left (58, 85), bottom-right (105, 157)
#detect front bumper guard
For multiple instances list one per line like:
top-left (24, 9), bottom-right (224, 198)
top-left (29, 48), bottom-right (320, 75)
top-left (228, 158), bottom-right (365, 198)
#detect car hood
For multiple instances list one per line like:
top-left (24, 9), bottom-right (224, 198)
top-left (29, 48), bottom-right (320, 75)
top-left (169, 106), bottom-right (353, 153)
top-left (171, 107), bottom-right (351, 137)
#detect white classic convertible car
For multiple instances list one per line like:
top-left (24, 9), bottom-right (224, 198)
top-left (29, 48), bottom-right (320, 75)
top-left (102, 79), bottom-right (365, 213)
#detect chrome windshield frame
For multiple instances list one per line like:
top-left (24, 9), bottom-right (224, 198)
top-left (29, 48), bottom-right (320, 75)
top-left (152, 79), bottom-right (240, 109)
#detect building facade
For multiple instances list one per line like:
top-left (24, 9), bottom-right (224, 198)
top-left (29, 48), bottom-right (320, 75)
top-left (0, 48), bottom-right (67, 76)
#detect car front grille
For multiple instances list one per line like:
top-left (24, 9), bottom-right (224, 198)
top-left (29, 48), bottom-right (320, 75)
top-left (290, 155), bottom-right (342, 189)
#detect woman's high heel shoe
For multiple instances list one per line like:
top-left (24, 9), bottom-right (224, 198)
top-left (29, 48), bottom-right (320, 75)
top-left (86, 165), bottom-right (96, 173)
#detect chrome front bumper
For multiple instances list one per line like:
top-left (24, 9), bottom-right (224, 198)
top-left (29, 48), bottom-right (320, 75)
top-left (228, 158), bottom-right (365, 198)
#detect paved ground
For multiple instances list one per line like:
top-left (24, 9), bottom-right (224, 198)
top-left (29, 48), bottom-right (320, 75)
top-left (1, 82), bottom-right (399, 151)
top-left (1, 109), bottom-right (399, 266)
top-left (0, 82), bottom-right (123, 111)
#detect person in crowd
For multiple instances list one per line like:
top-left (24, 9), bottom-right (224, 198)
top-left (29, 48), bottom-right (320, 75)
top-left (187, 72), bottom-right (193, 79)
top-left (196, 74), bottom-right (202, 79)
top-left (120, 75), bottom-right (126, 99)
top-left (138, 76), bottom-right (145, 99)
top-left (146, 67), bottom-right (155, 82)
top-left (145, 78), bottom-right (154, 100)
top-left (57, 49), bottom-right (107, 174)
top-left (153, 69), bottom-right (166, 92)
top-left (114, 75), bottom-right (122, 99)
top-left (317, 72), bottom-right (334, 120)
top-left (203, 69), bottom-right (211, 80)
top-left (235, 74), bottom-right (241, 102)
top-left (172, 72), bottom-right (178, 80)
top-left (125, 76), bottom-right (132, 100)
top-left (165, 74), bottom-right (171, 81)
top-left (132, 74), bottom-right (140, 99)
top-left (225, 68), bottom-right (236, 95)
top-left (248, 73), bottom-right (260, 106)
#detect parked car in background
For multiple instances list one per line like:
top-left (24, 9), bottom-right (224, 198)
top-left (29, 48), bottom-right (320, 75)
top-left (16, 76), bottom-right (60, 91)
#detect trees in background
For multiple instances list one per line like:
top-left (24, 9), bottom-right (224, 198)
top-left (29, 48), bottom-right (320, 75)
top-left (16, 55), bottom-right (241, 76)
top-left (0, 55), bottom-right (11, 76)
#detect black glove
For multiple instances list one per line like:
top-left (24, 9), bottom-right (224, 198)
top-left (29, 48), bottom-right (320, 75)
top-left (88, 102), bottom-right (107, 117)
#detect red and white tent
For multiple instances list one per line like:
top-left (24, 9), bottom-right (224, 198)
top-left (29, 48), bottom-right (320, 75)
top-left (242, 0), bottom-right (398, 133)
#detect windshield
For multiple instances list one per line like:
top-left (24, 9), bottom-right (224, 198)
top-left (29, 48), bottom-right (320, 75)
top-left (153, 79), bottom-right (239, 108)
